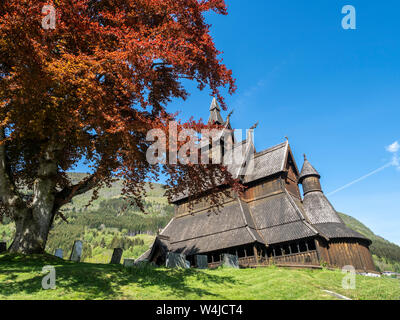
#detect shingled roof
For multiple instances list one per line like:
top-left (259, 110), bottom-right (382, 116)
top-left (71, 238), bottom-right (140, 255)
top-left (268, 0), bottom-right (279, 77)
top-left (244, 141), bottom-right (289, 183)
top-left (161, 185), bottom-right (320, 255)
top-left (299, 156), bottom-right (320, 182)
top-left (300, 158), bottom-right (370, 243)
top-left (171, 140), bottom-right (289, 203)
top-left (249, 189), bottom-right (318, 245)
top-left (160, 198), bottom-right (264, 255)
top-left (208, 97), bottom-right (224, 124)
top-left (313, 223), bottom-right (370, 243)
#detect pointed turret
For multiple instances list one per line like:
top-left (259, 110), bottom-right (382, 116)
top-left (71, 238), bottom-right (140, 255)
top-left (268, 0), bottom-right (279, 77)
top-left (298, 154), bottom-right (321, 184)
top-left (299, 156), bottom-right (343, 225)
top-left (299, 155), bottom-right (322, 195)
top-left (208, 97), bottom-right (224, 124)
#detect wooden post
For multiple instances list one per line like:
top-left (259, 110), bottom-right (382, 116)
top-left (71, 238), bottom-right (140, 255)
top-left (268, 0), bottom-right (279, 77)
top-left (314, 239), bottom-right (321, 262)
top-left (253, 245), bottom-right (259, 264)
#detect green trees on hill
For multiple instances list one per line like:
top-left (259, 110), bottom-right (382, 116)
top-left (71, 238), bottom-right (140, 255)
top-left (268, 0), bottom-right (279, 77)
top-left (43, 197), bottom-right (174, 260)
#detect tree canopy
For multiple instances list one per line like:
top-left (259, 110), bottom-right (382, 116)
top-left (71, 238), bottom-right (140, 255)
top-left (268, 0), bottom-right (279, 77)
top-left (0, 0), bottom-right (238, 253)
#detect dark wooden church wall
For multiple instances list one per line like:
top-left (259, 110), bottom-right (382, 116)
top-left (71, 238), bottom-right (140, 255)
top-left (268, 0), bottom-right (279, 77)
top-left (243, 176), bottom-right (283, 201)
top-left (316, 238), bottom-right (375, 271)
top-left (284, 158), bottom-right (302, 199)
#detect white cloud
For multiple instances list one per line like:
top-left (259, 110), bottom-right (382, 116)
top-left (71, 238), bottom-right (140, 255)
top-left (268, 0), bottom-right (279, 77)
top-left (386, 141), bottom-right (400, 153)
top-left (386, 141), bottom-right (400, 169)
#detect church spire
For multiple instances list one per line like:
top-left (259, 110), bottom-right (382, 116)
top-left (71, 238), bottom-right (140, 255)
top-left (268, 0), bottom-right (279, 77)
top-left (208, 97), bottom-right (224, 124)
top-left (299, 155), bottom-right (321, 183)
top-left (298, 156), bottom-right (322, 196)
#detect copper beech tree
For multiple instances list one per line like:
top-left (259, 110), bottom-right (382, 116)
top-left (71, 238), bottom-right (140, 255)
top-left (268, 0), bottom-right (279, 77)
top-left (0, 0), bottom-right (240, 254)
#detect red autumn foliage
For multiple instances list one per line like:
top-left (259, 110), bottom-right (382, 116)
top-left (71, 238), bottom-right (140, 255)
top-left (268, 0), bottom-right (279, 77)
top-left (0, 0), bottom-right (238, 253)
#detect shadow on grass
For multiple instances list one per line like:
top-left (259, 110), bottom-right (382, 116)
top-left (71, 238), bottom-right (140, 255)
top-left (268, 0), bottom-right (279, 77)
top-left (0, 254), bottom-right (239, 299)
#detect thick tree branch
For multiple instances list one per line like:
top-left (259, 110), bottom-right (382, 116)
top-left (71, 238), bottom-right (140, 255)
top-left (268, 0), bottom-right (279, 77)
top-left (53, 173), bottom-right (100, 212)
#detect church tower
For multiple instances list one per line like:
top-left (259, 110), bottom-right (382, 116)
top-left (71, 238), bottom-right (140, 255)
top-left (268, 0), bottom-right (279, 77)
top-left (298, 155), bottom-right (343, 224)
top-left (208, 97), bottom-right (224, 125)
top-left (204, 98), bottom-right (234, 164)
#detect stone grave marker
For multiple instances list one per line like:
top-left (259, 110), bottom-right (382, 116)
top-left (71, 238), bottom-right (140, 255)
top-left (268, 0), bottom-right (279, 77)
top-left (222, 254), bottom-right (239, 269)
top-left (54, 249), bottom-right (63, 259)
top-left (195, 255), bottom-right (208, 269)
top-left (166, 252), bottom-right (190, 269)
top-left (110, 248), bottom-right (123, 264)
top-left (123, 259), bottom-right (135, 268)
top-left (70, 240), bottom-right (83, 262)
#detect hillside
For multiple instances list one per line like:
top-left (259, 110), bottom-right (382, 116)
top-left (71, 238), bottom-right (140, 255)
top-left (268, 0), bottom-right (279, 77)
top-left (0, 254), bottom-right (399, 300)
top-left (1, 173), bottom-right (400, 271)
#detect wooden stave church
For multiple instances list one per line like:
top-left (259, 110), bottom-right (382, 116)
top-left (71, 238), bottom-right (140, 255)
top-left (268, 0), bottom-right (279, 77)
top-left (139, 98), bottom-right (376, 272)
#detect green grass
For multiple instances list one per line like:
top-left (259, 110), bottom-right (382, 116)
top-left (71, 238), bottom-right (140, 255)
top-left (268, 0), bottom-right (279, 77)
top-left (1, 254), bottom-right (399, 300)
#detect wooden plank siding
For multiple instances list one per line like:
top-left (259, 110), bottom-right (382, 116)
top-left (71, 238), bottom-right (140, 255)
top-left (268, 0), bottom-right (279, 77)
top-left (315, 238), bottom-right (375, 272)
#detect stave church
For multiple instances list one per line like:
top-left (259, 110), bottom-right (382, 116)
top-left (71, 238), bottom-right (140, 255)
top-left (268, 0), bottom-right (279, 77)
top-left (139, 98), bottom-right (376, 272)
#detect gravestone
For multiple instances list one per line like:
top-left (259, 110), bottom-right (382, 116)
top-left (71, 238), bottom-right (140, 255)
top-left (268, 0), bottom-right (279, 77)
top-left (54, 249), bottom-right (63, 259)
top-left (70, 240), bottom-right (83, 262)
top-left (110, 248), bottom-right (123, 264)
top-left (0, 242), bottom-right (6, 253)
top-left (222, 254), bottom-right (239, 269)
top-left (123, 259), bottom-right (135, 268)
top-left (195, 255), bottom-right (208, 269)
top-left (166, 252), bottom-right (190, 269)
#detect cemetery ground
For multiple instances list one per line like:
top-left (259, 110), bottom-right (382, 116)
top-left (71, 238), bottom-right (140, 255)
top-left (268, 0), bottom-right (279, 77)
top-left (0, 253), bottom-right (399, 300)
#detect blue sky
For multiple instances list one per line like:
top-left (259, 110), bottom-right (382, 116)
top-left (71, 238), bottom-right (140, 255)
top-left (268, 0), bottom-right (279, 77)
top-left (75, 1), bottom-right (400, 245)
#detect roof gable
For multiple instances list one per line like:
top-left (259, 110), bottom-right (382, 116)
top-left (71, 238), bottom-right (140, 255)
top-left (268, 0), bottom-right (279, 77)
top-left (244, 141), bottom-right (288, 183)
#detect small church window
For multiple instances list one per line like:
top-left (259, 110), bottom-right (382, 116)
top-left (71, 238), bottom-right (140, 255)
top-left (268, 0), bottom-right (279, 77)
top-left (282, 244), bottom-right (291, 255)
top-left (245, 246), bottom-right (253, 257)
top-left (213, 252), bottom-right (221, 262)
top-left (299, 241), bottom-right (307, 252)
top-left (290, 243), bottom-right (299, 254)
top-left (307, 239), bottom-right (316, 251)
top-left (238, 247), bottom-right (246, 258)
top-left (275, 247), bottom-right (282, 256)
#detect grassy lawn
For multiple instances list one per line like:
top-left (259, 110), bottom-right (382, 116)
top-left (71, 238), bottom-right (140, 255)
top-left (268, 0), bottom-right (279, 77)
top-left (0, 253), bottom-right (399, 300)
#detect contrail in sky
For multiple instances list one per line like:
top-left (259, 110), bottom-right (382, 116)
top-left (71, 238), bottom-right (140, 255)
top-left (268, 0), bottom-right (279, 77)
top-left (327, 141), bottom-right (399, 196)
top-left (327, 162), bottom-right (392, 196)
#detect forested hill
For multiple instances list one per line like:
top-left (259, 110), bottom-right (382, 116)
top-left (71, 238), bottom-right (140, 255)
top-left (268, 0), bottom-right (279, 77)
top-left (0, 173), bottom-right (399, 271)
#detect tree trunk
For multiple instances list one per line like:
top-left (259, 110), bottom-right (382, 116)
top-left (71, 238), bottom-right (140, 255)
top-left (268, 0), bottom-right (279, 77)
top-left (6, 142), bottom-right (59, 254)
top-left (8, 207), bottom-right (54, 254)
